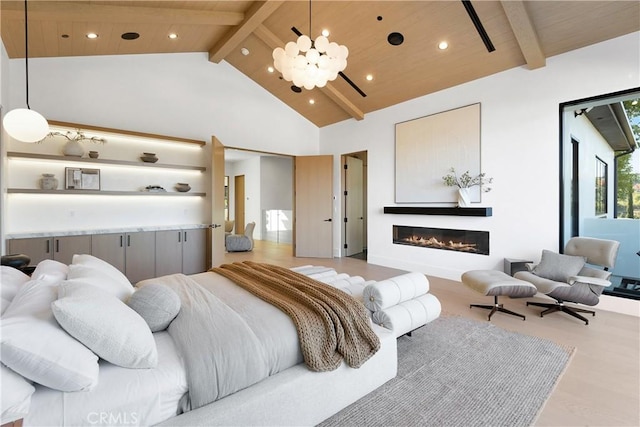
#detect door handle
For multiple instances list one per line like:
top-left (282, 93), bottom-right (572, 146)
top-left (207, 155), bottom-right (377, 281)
top-left (127, 235), bottom-right (131, 247)
top-left (209, 224), bottom-right (222, 229)
top-left (178, 231), bottom-right (181, 243)
top-left (324, 218), bottom-right (332, 222)
top-left (184, 231), bottom-right (188, 242)
top-left (55, 239), bottom-right (60, 253)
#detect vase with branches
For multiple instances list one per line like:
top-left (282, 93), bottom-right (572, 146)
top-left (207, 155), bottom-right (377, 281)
top-left (442, 167), bottom-right (492, 207)
top-left (42, 129), bottom-right (107, 157)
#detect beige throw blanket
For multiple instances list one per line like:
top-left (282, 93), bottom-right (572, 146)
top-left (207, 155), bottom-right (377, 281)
top-left (211, 261), bottom-right (380, 372)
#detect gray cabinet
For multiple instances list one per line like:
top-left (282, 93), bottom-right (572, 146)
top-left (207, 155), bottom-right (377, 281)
top-left (8, 235), bottom-right (91, 265)
top-left (91, 233), bottom-right (126, 273)
top-left (125, 231), bottom-right (156, 284)
top-left (91, 231), bottom-right (156, 284)
top-left (155, 228), bottom-right (207, 276)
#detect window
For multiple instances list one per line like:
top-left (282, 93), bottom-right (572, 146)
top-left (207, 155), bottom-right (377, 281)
top-left (595, 156), bottom-right (608, 215)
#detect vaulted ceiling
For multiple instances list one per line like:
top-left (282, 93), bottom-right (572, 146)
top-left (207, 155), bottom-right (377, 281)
top-left (1, 1), bottom-right (639, 127)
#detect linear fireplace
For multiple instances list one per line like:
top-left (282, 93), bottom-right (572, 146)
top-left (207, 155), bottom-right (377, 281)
top-left (393, 225), bottom-right (490, 255)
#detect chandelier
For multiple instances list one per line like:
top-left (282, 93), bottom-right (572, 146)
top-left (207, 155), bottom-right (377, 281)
top-left (272, 1), bottom-right (348, 90)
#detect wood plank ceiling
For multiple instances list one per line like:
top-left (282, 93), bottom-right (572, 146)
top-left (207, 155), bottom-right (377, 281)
top-left (1, 0), bottom-right (639, 127)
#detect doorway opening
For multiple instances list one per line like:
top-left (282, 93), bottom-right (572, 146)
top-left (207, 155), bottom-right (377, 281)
top-left (560, 88), bottom-right (640, 300)
top-left (224, 148), bottom-right (294, 253)
top-left (341, 151), bottom-right (368, 260)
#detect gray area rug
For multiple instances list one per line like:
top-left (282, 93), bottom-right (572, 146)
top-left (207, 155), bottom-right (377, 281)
top-left (319, 316), bottom-right (575, 427)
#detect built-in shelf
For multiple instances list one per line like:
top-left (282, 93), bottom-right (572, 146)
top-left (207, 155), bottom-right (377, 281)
top-left (7, 152), bottom-right (207, 171)
top-left (8, 189), bottom-right (206, 196)
top-left (383, 206), bottom-right (493, 217)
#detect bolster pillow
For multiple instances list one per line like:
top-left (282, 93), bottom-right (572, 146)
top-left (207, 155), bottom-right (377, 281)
top-left (371, 294), bottom-right (442, 338)
top-left (363, 272), bottom-right (430, 312)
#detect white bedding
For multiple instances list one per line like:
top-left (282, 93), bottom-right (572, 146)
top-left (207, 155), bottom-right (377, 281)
top-left (25, 332), bottom-right (187, 426)
top-left (22, 268), bottom-right (388, 426)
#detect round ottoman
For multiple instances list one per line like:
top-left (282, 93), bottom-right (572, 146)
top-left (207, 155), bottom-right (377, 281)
top-left (461, 270), bottom-right (537, 321)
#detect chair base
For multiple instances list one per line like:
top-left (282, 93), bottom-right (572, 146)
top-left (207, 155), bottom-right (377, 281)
top-left (526, 301), bottom-right (594, 325)
top-left (470, 295), bottom-right (526, 321)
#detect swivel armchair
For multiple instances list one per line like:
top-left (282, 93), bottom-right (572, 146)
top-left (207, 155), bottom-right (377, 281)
top-left (225, 222), bottom-right (255, 252)
top-left (515, 236), bottom-right (620, 325)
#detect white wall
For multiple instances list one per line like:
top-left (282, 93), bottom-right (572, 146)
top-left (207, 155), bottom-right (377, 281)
top-left (320, 33), bottom-right (640, 283)
top-left (6, 52), bottom-right (319, 154)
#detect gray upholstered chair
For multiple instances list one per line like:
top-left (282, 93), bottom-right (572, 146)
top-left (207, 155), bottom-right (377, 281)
top-left (515, 236), bottom-right (620, 325)
top-left (225, 222), bottom-right (255, 252)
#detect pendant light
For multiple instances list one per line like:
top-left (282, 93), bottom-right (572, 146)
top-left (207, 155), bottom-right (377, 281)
top-left (2, 0), bottom-right (49, 143)
top-left (272, 0), bottom-right (348, 90)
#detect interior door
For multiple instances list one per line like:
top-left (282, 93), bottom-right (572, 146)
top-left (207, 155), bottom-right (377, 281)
top-left (210, 136), bottom-right (226, 267)
top-left (234, 175), bottom-right (245, 234)
top-left (345, 156), bottom-right (364, 256)
top-left (295, 155), bottom-right (333, 258)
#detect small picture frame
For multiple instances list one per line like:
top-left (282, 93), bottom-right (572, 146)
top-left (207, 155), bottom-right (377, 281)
top-left (65, 167), bottom-right (100, 190)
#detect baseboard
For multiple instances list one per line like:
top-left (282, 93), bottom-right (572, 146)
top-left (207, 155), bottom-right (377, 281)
top-left (596, 294), bottom-right (640, 317)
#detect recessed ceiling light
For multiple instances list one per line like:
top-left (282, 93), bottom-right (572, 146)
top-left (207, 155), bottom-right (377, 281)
top-left (121, 32), bottom-right (140, 40)
top-left (322, 29), bottom-right (330, 37)
top-left (309, 99), bottom-right (315, 105)
top-left (366, 74), bottom-right (373, 81)
top-left (267, 66), bottom-right (274, 73)
top-left (86, 33), bottom-right (98, 39)
top-left (241, 47), bottom-right (250, 56)
top-left (438, 41), bottom-right (449, 50)
top-left (168, 33), bottom-right (178, 39)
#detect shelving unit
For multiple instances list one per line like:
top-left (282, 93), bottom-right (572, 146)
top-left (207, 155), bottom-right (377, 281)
top-left (7, 152), bottom-right (206, 171)
top-left (7, 189), bottom-right (206, 196)
top-left (4, 121), bottom-right (211, 238)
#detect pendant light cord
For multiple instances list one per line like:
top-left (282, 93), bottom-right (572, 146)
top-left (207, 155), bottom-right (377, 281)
top-left (308, 0), bottom-right (312, 38)
top-left (24, 0), bottom-right (31, 110)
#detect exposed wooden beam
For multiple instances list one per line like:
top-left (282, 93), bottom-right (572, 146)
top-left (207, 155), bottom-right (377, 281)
top-left (0, 1), bottom-right (244, 26)
top-left (321, 85), bottom-right (365, 121)
top-left (253, 24), bottom-right (364, 121)
top-left (208, 1), bottom-right (284, 64)
top-left (500, 0), bottom-right (546, 69)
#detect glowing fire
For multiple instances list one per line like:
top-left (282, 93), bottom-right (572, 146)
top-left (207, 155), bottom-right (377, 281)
top-left (400, 235), bottom-right (478, 253)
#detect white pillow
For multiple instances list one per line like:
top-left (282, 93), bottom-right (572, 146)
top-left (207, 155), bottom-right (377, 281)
top-left (1, 364), bottom-right (35, 425)
top-left (31, 259), bottom-right (69, 283)
top-left (53, 282), bottom-right (158, 369)
top-left (68, 254), bottom-right (134, 301)
top-left (128, 284), bottom-right (181, 332)
top-left (1, 267), bottom-right (30, 316)
top-left (0, 278), bottom-right (99, 392)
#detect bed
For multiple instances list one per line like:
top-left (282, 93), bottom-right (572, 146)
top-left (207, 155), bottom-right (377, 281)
top-left (1, 256), bottom-right (439, 426)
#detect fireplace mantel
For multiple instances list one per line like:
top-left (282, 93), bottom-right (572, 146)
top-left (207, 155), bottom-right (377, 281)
top-left (383, 206), bottom-right (492, 217)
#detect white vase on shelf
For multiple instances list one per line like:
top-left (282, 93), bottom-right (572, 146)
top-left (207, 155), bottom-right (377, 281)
top-left (62, 139), bottom-right (85, 157)
top-left (457, 188), bottom-right (471, 207)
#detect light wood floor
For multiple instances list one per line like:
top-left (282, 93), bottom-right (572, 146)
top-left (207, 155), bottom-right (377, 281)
top-left (224, 241), bottom-right (640, 427)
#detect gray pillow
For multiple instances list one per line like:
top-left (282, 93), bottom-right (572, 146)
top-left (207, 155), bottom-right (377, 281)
top-left (127, 284), bottom-right (181, 332)
top-left (533, 249), bottom-right (586, 282)
top-left (52, 282), bottom-right (158, 369)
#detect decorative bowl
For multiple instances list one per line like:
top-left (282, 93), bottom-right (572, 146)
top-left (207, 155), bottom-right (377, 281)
top-left (140, 155), bottom-right (159, 163)
top-left (175, 183), bottom-right (191, 192)
top-left (88, 151), bottom-right (99, 159)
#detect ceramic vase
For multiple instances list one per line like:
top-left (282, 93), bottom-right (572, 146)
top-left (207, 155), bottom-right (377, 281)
top-left (40, 173), bottom-right (59, 190)
top-left (62, 139), bottom-right (85, 157)
top-left (457, 187), bottom-right (471, 207)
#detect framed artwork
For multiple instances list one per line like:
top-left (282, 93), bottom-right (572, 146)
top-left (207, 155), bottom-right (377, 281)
top-left (65, 167), bottom-right (100, 190)
top-left (395, 103), bottom-right (481, 203)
